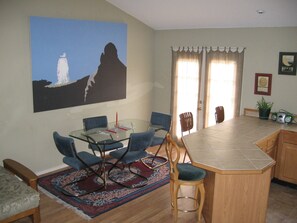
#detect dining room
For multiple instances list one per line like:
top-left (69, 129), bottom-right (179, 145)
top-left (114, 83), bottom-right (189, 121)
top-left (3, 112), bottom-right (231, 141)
top-left (1, 0), bottom-right (297, 222)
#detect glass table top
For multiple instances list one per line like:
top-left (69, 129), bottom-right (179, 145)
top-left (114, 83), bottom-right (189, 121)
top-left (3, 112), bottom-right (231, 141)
top-left (69, 119), bottom-right (164, 145)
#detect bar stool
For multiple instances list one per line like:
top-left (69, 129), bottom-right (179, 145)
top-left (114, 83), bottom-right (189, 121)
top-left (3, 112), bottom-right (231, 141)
top-left (215, 106), bottom-right (225, 124)
top-left (179, 112), bottom-right (194, 162)
top-left (165, 134), bottom-right (206, 222)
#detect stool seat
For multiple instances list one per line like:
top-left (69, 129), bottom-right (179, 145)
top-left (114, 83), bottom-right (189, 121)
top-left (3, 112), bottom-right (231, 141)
top-left (177, 163), bottom-right (206, 181)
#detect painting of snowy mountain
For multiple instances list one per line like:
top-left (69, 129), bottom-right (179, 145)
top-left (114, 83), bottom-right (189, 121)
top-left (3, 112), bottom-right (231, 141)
top-left (30, 16), bottom-right (127, 112)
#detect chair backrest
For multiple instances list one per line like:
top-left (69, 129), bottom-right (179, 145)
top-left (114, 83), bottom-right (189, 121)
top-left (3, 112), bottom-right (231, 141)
top-left (150, 112), bottom-right (172, 132)
top-left (53, 131), bottom-right (77, 158)
top-left (215, 106), bottom-right (225, 124)
top-left (165, 134), bottom-right (180, 181)
top-left (83, 116), bottom-right (108, 131)
top-left (128, 129), bottom-right (155, 152)
top-left (179, 112), bottom-right (193, 135)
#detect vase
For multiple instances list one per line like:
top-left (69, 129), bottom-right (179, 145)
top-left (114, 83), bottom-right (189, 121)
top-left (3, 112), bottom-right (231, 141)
top-left (259, 109), bottom-right (271, 120)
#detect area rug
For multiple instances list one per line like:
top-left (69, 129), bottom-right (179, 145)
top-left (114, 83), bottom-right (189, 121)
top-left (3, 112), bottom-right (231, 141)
top-left (38, 157), bottom-right (169, 219)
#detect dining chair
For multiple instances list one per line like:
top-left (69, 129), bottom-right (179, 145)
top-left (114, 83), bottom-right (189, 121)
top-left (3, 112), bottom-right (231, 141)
top-left (53, 131), bottom-right (105, 196)
top-left (165, 134), bottom-right (206, 222)
top-left (83, 115), bottom-right (123, 152)
top-left (141, 111), bottom-right (172, 169)
top-left (179, 112), bottom-right (193, 163)
top-left (108, 129), bottom-right (155, 188)
top-left (215, 106), bottom-right (225, 124)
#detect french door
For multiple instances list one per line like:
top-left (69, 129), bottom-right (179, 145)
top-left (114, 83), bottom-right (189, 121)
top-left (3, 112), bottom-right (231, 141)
top-left (172, 48), bottom-right (244, 138)
top-left (175, 58), bottom-right (202, 138)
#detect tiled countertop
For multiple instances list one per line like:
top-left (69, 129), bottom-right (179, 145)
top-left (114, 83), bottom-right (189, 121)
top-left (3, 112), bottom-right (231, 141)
top-left (182, 116), bottom-right (297, 174)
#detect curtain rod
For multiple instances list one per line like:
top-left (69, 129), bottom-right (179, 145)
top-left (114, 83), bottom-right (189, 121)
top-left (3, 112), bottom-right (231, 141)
top-left (171, 46), bottom-right (246, 53)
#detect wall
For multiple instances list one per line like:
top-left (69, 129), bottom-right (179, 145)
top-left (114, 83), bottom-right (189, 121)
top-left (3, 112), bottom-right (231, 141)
top-left (153, 27), bottom-right (297, 116)
top-left (0, 0), bottom-right (154, 173)
top-left (1, 1), bottom-right (297, 174)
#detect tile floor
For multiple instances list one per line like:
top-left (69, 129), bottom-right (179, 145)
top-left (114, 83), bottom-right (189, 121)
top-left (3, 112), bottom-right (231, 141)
top-left (267, 182), bottom-right (297, 223)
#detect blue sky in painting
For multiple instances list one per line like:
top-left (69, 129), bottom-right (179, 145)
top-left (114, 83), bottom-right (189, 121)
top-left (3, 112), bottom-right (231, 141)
top-left (30, 16), bottom-right (127, 83)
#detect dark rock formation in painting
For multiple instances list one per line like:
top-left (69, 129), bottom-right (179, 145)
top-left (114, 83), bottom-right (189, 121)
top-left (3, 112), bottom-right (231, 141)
top-left (32, 76), bottom-right (89, 112)
top-left (84, 42), bottom-right (126, 103)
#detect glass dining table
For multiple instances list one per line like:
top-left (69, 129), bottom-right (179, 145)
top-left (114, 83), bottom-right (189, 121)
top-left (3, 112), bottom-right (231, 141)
top-left (69, 119), bottom-right (165, 188)
top-left (69, 119), bottom-right (164, 146)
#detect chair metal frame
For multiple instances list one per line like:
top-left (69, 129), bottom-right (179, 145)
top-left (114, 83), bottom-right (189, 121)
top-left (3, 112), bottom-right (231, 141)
top-left (141, 112), bottom-right (171, 169)
top-left (108, 130), bottom-right (155, 189)
top-left (53, 132), bottom-right (105, 197)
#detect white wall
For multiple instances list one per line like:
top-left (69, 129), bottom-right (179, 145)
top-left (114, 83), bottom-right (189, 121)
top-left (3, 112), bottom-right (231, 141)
top-left (153, 27), bottom-right (297, 115)
top-left (0, 0), bottom-right (155, 173)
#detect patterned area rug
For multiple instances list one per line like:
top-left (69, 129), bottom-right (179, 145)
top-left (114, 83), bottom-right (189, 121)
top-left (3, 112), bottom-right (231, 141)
top-left (38, 157), bottom-right (169, 219)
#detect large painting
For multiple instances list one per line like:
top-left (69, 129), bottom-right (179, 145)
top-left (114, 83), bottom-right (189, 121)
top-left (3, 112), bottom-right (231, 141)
top-left (30, 16), bottom-right (127, 112)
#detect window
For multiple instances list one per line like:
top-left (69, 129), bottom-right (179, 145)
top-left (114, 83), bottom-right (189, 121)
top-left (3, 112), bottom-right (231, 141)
top-left (205, 61), bottom-right (237, 127)
top-left (175, 59), bottom-right (199, 138)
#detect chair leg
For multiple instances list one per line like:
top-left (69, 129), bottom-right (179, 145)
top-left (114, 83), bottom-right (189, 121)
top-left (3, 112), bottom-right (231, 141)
top-left (128, 163), bottom-right (148, 187)
top-left (60, 168), bottom-right (105, 197)
top-left (108, 161), bottom-right (148, 189)
top-left (197, 183), bottom-right (205, 223)
top-left (141, 143), bottom-right (168, 169)
top-left (31, 207), bottom-right (41, 223)
top-left (194, 184), bottom-right (199, 209)
top-left (173, 183), bottom-right (180, 215)
top-left (170, 179), bottom-right (174, 207)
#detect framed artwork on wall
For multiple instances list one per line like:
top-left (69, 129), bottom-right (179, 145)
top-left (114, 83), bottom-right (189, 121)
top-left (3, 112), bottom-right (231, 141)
top-left (30, 16), bottom-right (127, 112)
top-left (278, 52), bottom-right (297, 75)
top-left (254, 73), bottom-right (272, 96)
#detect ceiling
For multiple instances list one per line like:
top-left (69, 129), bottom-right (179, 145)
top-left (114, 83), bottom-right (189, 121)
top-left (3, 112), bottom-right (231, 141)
top-left (106, 0), bottom-right (297, 30)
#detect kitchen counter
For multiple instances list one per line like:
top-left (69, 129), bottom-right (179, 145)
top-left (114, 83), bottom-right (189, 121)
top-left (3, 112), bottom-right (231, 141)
top-left (182, 115), bottom-right (297, 174)
top-left (181, 115), bottom-right (297, 223)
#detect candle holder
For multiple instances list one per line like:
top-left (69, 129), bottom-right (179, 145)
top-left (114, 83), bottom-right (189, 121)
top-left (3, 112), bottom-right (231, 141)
top-left (115, 112), bottom-right (119, 127)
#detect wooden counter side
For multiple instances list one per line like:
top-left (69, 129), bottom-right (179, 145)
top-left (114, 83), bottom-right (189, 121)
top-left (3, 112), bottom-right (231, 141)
top-left (203, 168), bottom-right (271, 223)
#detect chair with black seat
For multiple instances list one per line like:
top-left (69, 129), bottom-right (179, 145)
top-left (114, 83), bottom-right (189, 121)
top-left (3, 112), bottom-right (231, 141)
top-left (53, 131), bottom-right (105, 196)
top-left (83, 115), bottom-right (123, 152)
top-left (141, 111), bottom-right (172, 169)
top-left (215, 106), bottom-right (225, 124)
top-left (108, 129), bottom-right (155, 188)
top-left (179, 112), bottom-right (194, 163)
top-left (165, 134), bottom-right (206, 222)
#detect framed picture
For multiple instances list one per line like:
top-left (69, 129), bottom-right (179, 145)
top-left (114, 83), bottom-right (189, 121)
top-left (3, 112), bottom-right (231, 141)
top-left (30, 16), bottom-right (127, 112)
top-left (278, 52), bottom-right (297, 75)
top-left (254, 73), bottom-right (272, 95)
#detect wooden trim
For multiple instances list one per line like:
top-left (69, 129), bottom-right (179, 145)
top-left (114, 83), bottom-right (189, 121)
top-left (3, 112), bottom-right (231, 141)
top-left (0, 207), bottom-right (40, 223)
top-left (3, 159), bottom-right (38, 190)
top-left (190, 160), bottom-right (275, 175)
top-left (243, 108), bottom-right (258, 117)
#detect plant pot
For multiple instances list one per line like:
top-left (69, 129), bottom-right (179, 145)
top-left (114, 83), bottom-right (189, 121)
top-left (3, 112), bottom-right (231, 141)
top-left (259, 108), bottom-right (271, 120)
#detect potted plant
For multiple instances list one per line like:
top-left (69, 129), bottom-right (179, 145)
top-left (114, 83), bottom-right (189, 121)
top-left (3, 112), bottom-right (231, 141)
top-left (256, 97), bottom-right (273, 120)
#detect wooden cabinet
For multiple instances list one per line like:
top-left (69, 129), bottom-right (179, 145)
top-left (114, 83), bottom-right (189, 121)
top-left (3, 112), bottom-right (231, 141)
top-left (256, 131), bottom-right (279, 179)
top-left (275, 130), bottom-right (297, 184)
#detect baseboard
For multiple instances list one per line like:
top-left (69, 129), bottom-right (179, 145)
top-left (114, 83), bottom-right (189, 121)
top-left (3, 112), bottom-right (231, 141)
top-left (36, 164), bottom-right (67, 176)
top-left (271, 178), bottom-right (297, 190)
